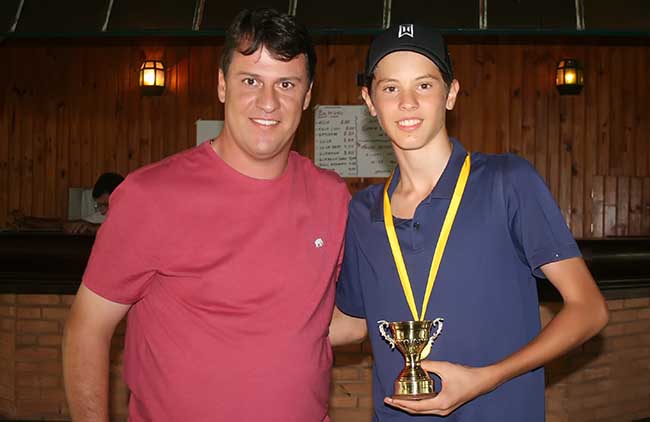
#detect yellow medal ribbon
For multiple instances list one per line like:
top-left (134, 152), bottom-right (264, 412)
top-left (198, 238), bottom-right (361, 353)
top-left (383, 153), bottom-right (471, 323)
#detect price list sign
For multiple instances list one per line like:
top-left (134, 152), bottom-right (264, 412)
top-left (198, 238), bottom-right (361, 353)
top-left (314, 105), bottom-right (396, 178)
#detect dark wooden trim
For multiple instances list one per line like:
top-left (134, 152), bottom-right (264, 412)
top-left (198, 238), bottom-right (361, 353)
top-left (1, 233), bottom-right (649, 299)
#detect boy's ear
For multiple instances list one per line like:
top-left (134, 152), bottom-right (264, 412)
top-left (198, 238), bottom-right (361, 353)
top-left (361, 87), bottom-right (377, 117)
top-left (446, 79), bottom-right (460, 111)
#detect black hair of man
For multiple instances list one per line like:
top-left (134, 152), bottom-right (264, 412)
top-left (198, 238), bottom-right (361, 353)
top-left (92, 172), bottom-right (124, 199)
top-left (219, 8), bottom-right (317, 84)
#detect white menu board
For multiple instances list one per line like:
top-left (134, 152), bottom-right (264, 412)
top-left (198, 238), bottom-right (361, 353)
top-left (314, 105), bottom-right (396, 178)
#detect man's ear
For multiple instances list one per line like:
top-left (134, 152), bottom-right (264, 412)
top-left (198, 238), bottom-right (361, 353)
top-left (302, 82), bottom-right (313, 111)
top-left (218, 68), bottom-right (227, 104)
top-left (445, 79), bottom-right (460, 111)
top-left (361, 87), bottom-right (377, 117)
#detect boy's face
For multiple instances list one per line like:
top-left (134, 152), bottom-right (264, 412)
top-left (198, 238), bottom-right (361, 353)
top-left (218, 45), bottom-right (312, 163)
top-left (362, 51), bottom-right (459, 152)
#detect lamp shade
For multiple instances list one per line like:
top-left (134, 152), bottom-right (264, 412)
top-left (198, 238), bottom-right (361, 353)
top-left (555, 59), bottom-right (584, 95)
top-left (139, 60), bottom-right (165, 95)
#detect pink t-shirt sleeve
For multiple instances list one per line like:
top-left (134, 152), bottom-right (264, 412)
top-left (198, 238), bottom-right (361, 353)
top-left (83, 176), bottom-right (163, 304)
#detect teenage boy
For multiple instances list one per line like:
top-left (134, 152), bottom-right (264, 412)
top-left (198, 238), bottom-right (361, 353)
top-left (331, 24), bottom-right (608, 421)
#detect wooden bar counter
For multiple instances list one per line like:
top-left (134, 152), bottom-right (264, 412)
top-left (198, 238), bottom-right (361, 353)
top-left (0, 232), bottom-right (648, 421)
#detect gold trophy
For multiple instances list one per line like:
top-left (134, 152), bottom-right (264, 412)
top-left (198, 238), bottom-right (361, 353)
top-left (378, 318), bottom-right (444, 400)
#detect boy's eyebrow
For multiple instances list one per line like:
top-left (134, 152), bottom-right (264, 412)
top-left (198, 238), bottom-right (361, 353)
top-left (376, 74), bottom-right (441, 85)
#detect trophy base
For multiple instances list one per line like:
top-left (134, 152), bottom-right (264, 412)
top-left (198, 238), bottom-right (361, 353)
top-left (392, 378), bottom-right (437, 401)
top-left (392, 392), bottom-right (437, 401)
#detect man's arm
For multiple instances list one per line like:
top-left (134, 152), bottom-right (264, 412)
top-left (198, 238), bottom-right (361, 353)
top-left (329, 306), bottom-right (367, 347)
top-left (63, 283), bottom-right (131, 422)
top-left (386, 257), bottom-right (609, 416)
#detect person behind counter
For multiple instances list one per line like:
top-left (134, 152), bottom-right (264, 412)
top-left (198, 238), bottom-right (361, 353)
top-left (9, 172), bottom-right (124, 235)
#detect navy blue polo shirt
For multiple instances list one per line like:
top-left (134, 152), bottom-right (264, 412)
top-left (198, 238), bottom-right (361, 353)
top-left (336, 138), bottom-right (581, 422)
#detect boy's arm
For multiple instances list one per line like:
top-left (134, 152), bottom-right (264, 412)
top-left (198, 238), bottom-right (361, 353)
top-left (386, 257), bottom-right (609, 416)
top-left (329, 306), bottom-right (367, 347)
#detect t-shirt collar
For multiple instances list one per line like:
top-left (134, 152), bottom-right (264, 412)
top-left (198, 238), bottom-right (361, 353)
top-left (370, 138), bottom-right (467, 222)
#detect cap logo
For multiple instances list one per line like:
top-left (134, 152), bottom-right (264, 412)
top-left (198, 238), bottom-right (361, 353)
top-left (398, 24), bottom-right (414, 38)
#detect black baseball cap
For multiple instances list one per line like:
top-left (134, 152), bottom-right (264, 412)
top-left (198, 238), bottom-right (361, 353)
top-left (364, 24), bottom-right (454, 86)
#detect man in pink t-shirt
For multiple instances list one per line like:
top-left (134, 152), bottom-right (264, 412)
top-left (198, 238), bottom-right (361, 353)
top-left (63, 9), bottom-right (350, 421)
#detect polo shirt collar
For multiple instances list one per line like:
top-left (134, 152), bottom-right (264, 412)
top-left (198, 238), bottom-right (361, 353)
top-left (370, 138), bottom-right (468, 222)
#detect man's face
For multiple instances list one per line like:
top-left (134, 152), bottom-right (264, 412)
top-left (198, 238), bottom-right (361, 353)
top-left (218, 46), bottom-right (312, 163)
top-left (94, 193), bottom-right (110, 215)
top-left (362, 51), bottom-right (459, 152)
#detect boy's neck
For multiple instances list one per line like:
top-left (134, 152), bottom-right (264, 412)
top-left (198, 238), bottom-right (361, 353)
top-left (393, 135), bottom-right (453, 199)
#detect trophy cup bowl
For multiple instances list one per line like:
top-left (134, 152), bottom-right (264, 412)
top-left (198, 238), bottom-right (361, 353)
top-left (378, 318), bottom-right (444, 400)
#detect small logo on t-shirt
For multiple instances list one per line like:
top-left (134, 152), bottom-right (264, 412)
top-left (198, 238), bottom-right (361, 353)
top-left (314, 238), bottom-right (324, 248)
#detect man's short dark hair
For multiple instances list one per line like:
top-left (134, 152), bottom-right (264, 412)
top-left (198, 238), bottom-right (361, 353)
top-left (92, 172), bottom-right (124, 199)
top-left (220, 8), bottom-right (316, 84)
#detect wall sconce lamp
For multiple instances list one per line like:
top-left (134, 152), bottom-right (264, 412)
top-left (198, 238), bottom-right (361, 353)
top-left (555, 59), bottom-right (584, 95)
top-left (139, 60), bottom-right (165, 96)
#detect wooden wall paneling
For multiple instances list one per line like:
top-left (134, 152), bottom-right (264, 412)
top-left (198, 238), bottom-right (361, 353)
top-left (161, 46), bottom-right (177, 159)
top-left (174, 46), bottom-right (190, 156)
top-left (570, 47), bottom-right (586, 238)
top-left (641, 177), bottom-right (650, 235)
top-left (508, 45), bottom-right (523, 157)
top-left (629, 177), bottom-right (643, 235)
top-left (454, 45), bottom-right (472, 147)
top-left (547, 46), bottom-right (561, 201)
top-left (468, 45), bottom-right (485, 154)
top-left (558, 94), bottom-right (573, 229)
top-left (596, 47), bottom-right (610, 176)
top-left (616, 176), bottom-right (629, 236)
top-left (149, 91), bottom-right (162, 165)
top-left (481, 44), bottom-right (498, 154)
top-left (2, 42), bottom-right (650, 229)
top-left (138, 49), bottom-right (156, 168)
top-left (186, 46), bottom-right (205, 149)
top-left (105, 47), bottom-right (120, 175)
top-left (591, 175), bottom-right (604, 237)
top-left (534, 48), bottom-right (550, 185)
top-left (583, 46), bottom-right (599, 238)
top-left (604, 175), bottom-right (617, 236)
top-left (55, 48), bottom-right (71, 219)
top-left (81, 47), bottom-right (95, 189)
top-left (93, 48), bottom-right (107, 181)
top-left (558, 45), bottom-right (576, 230)
top-left (187, 46), bottom-right (204, 150)
top-left (635, 48), bottom-right (648, 177)
top-left (521, 47), bottom-right (536, 166)
top-left (19, 45), bottom-right (34, 215)
top-left (31, 46), bottom-right (46, 217)
top-left (114, 46), bottom-right (130, 176)
top-left (68, 48), bottom-right (83, 188)
top-left (621, 47), bottom-right (635, 177)
top-left (43, 47), bottom-right (58, 217)
top-left (52, 85), bottom-right (71, 218)
top-left (495, 44), bottom-right (511, 156)
top-left (126, 47), bottom-right (142, 173)
top-left (608, 47), bottom-right (624, 176)
top-left (0, 47), bottom-right (10, 226)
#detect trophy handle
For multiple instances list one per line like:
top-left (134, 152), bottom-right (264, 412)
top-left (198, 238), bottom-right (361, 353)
top-left (429, 317), bottom-right (444, 343)
top-left (377, 320), bottom-right (396, 350)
